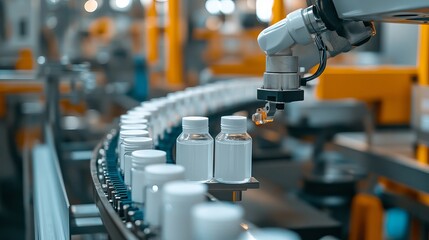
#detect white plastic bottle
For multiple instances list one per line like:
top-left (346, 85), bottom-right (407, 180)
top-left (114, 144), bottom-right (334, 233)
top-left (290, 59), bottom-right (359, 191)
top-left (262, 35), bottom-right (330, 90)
top-left (123, 137), bottom-right (153, 187)
top-left (118, 129), bottom-right (150, 174)
top-left (131, 150), bottom-right (166, 204)
top-left (191, 202), bottom-right (244, 240)
top-left (120, 124), bottom-right (148, 131)
top-left (176, 116), bottom-right (213, 182)
top-left (120, 118), bottom-right (148, 126)
top-left (144, 164), bottom-right (185, 228)
top-left (162, 181), bottom-right (207, 240)
top-left (139, 104), bottom-right (161, 144)
top-left (126, 109), bottom-right (154, 138)
top-left (214, 116), bottom-right (252, 183)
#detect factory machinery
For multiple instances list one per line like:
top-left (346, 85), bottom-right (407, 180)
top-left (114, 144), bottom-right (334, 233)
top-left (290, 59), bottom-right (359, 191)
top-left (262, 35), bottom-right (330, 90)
top-left (21, 0), bottom-right (429, 239)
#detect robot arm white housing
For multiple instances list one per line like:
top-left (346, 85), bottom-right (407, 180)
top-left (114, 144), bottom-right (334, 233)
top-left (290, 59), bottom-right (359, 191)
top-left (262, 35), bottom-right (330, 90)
top-left (252, 2), bottom-right (376, 125)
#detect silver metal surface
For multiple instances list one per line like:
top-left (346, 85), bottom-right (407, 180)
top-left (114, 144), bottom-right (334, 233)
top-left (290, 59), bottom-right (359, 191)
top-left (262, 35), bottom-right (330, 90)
top-left (302, 5), bottom-right (327, 34)
top-left (71, 204), bottom-right (100, 218)
top-left (266, 55), bottom-right (298, 73)
top-left (205, 177), bottom-right (260, 191)
top-left (332, 0), bottom-right (429, 23)
top-left (287, 99), bottom-right (369, 127)
top-left (263, 73), bottom-right (300, 90)
top-left (412, 85), bottom-right (429, 145)
top-left (33, 142), bottom-right (70, 240)
top-left (334, 131), bottom-right (429, 193)
top-left (0, 70), bottom-right (36, 81)
top-left (70, 204), bottom-right (106, 235)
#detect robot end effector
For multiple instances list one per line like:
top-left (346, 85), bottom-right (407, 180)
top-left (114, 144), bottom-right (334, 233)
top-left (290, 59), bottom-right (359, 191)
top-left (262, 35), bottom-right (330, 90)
top-left (252, 2), bottom-right (375, 125)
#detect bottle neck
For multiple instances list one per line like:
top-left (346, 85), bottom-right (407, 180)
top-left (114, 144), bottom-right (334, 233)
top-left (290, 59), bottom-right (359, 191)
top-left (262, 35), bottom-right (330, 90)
top-left (220, 128), bottom-right (247, 134)
top-left (182, 128), bottom-right (209, 134)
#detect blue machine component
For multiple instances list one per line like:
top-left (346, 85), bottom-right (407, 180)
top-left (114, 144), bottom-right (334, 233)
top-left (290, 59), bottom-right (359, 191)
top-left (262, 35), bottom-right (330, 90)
top-left (384, 208), bottom-right (409, 240)
top-left (132, 56), bottom-right (149, 101)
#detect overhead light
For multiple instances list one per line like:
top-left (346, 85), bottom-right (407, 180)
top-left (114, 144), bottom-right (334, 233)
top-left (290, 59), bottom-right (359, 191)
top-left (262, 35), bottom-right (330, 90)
top-left (205, 0), bottom-right (221, 15)
top-left (256, 0), bottom-right (273, 22)
top-left (46, 15), bottom-right (58, 29)
top-left (84, 0), bottom-right (98, 13)
top-left (110, 0), bottom-right (132, 11)
top-left (220, 0), bottom-right (235, 15)
top-left (37, 56), bottom-right (46, 65)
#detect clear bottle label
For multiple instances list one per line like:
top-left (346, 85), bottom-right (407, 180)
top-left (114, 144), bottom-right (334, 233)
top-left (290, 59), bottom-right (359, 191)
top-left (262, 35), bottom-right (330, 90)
top-left (176, 141), bottom-right (213, 182)
top-left (215, 140), bottom-right (252, 183)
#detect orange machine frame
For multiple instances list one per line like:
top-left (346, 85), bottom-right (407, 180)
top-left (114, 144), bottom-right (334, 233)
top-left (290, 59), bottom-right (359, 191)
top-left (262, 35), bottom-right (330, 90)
top-left (316, 66), bottom-right (417, 125)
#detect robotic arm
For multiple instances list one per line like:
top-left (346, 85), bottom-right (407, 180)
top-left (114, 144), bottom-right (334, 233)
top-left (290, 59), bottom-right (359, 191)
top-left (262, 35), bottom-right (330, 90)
top-left (252, 0), bottom-right (429, 125)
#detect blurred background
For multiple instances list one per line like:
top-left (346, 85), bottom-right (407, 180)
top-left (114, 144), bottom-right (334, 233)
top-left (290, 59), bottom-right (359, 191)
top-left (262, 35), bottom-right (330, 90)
top-left (0, 0), bottom-right (428, 239)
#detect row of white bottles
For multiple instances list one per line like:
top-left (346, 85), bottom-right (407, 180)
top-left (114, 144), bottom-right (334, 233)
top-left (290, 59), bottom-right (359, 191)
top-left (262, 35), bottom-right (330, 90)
top-left (117, 79), bottom-right (260, 183)
top-left (176, 115), bottom-right (252, 183)
top-left (150, 176), bottom-right (245, 240)
top-left (114, 80), bottom-right (261, 239)
top-left (130, 79), bottom-right (261, 145)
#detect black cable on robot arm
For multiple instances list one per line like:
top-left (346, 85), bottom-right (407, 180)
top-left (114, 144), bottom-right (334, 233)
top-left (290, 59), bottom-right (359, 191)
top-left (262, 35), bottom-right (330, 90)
top-left (300, 35), bottom-right (328, 84)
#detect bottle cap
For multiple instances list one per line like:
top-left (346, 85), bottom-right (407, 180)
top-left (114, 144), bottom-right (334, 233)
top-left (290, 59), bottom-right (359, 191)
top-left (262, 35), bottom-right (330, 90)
top-left (140, 102), bottom-right (159, 111)
top-left (132, 150), bottom-right (166, 170)
top-left (192, 202), bottom-right (244, 240)
top-left (120, 118), bottom-right (148, 125)
top-left (120, 114), bottom-right (145, 121)
top-left (124, 137), bottom-right (153, 149)
top-left (132, 149), bottom-right (165, 164)
top-left (144, 164), bottom-right (185, 185)
top-left (192, 202), bottom-right (243, 223)
top-left (138, 106), bottom-right (159, 120)
top-left (120, 130), bottom-right (149, 139)
top-left (221, 116), bottom-right (247, 133)
top-left (131, 106), bottom-right (148, 112)
top-left (120, 124), bottom-right (148, 131)
top-left (182, 116), bottom-right (208, 133)
top-left (163, 181), bottom-right (207, 203)
top-left (150, 98), bottom-right (168, 110)
top-left (127, 110), bottom-right (152, 119)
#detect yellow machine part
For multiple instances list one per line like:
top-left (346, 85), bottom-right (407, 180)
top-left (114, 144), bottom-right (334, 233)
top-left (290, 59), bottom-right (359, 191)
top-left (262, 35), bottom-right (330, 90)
top-left (349, 194), bottom-right (384, 240)
top-left (165, 0), bottom-right (184, 86)
top-left (195, 28), bottom-right (265, 77)
top-left (316, 66), bottom-right (417, 125)
top-left (145, 0), bottom-right (159, 65)
top-left (418, 25), bottom-right (429, 86)
top-left (271, 0), bottom-right (286, 25)
top-left (415, 25), bottom-right (429, 222)
top-left (15, 49), bottom-right (34, 70)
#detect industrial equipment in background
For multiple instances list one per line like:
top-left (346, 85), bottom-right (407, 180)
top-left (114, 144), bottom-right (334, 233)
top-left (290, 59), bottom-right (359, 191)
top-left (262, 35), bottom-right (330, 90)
top-left (0, 0), bottom-right (428, 240)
